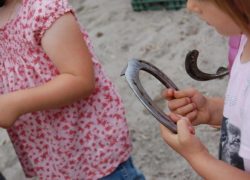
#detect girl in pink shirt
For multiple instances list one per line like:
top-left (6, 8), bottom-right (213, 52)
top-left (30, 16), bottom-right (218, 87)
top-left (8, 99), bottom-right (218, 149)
top-left (0, 0), bottom-right (145, 179)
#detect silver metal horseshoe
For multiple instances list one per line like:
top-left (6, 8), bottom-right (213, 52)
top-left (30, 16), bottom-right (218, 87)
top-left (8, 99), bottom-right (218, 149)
top-left (121, 59), bottom-right (178, 133)
top-left (185, 50), bottom-right (229, 81)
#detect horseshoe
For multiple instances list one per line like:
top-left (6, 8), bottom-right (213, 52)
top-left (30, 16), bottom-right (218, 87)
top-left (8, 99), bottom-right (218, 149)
top-left (121, 59), bottom-right (178, 133)
top-left (185, 50), bottom-right (229, 81)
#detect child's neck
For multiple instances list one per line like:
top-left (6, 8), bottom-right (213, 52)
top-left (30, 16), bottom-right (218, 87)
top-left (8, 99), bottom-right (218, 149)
top-left (241, 35), bottom-right (250, 63)
top-left (0, 0), bottom-right (19, 28)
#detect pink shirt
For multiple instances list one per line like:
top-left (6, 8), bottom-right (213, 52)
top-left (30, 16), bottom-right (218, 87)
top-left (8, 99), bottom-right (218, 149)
top-left (0, 0), bottom-right (131, 179)
top-left (228, 35), bottom-right (241, 72)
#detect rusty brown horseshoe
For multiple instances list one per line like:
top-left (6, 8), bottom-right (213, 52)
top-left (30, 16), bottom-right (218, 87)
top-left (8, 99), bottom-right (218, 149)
top-left (185, 50), bottom-right (229, 81)
top-left (121, 59), bottom-right (178, 133)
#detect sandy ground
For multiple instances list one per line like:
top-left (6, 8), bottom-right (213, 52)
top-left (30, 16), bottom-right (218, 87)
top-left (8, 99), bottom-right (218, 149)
top-left (0, 0), bottom-right (230, 179)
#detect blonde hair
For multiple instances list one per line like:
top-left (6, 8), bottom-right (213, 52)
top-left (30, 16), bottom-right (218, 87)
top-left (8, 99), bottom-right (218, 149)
top-left (209, 0), bottom-right (250, 35)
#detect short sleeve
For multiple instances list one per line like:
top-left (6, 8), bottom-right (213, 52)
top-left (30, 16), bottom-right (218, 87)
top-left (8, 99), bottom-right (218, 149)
top-left (29, 0), bottom-right (74, 44)
top-left (244, 159), bottom-right (250, 172)
top-left (239, 92), bottom-right (250, 163)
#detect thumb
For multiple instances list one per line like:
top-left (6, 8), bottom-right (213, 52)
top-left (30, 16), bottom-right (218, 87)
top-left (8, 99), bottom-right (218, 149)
top-left (177, 117), bottom-right (195, 140)
top-left (168, 112), bottom-right (182, 123)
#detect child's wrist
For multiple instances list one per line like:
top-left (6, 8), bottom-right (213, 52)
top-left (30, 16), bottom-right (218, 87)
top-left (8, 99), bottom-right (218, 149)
top-left (206, 97), bottom-right (216, 125)
top-left (186, 148), bottom-right (210, 166)
top-left (206, 97), bottom-right (223, 125)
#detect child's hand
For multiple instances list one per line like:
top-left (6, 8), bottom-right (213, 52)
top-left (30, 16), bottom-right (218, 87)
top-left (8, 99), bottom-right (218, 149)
top-left (160, 117), bottom-right (208, 161)
top-left (162, 88), bottom-right (210, 125)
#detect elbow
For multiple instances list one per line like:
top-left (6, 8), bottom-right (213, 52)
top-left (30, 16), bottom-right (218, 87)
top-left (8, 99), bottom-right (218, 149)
top-left (79, 77), bottom-right (95, 99)
top-left (84, 79), bottom-right (95, 97)
top-left (0, 121), bottom-right (14, 129)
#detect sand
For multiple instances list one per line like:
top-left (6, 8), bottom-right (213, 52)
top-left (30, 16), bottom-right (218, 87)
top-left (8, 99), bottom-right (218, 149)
top-left (0, 0), bottom-right (230, 179)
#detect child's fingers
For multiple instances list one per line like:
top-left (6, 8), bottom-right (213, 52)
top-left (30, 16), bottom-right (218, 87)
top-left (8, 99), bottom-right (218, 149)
top-left (177, 117), bottom-right (195, 143)
top-left (168, 112), bottom-right (197, 127)
top-left (173, 88), bottom-right (197, 99)
top-left (186, 110), bottom-right (198, 124)
top-left (168, 112), bottom-right (182, 123)
top-left (160, 124), bottom-right (178, 146)
top-left (174, 103), bottom-right (196, 115)
top-left (162, 88), bottom-right (175, 100)
top-left (168, 97), bottom-right (192, 111)
top-left (163, 88), bottom-right (194, 100)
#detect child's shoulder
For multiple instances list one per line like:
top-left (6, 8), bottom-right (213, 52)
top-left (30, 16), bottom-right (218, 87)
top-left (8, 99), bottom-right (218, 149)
top-left (23, 0), bottom-right (71, 14)
top-left (21, 0), bottom-right (73, 44)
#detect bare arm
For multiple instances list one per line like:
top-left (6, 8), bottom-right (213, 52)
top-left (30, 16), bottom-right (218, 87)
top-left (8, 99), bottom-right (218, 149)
top-left (188, 151), bottom-right (250, 180)
top-left (0, 13), bottom-right (95, 128)
top-left (160, 118), bottom-right (250, 180)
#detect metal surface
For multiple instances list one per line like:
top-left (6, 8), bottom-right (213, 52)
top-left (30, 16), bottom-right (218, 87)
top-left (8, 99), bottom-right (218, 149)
top-left (185, 49), bottom-right (229, 81)
top-left (121, 59), bottom-right (178, 133)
